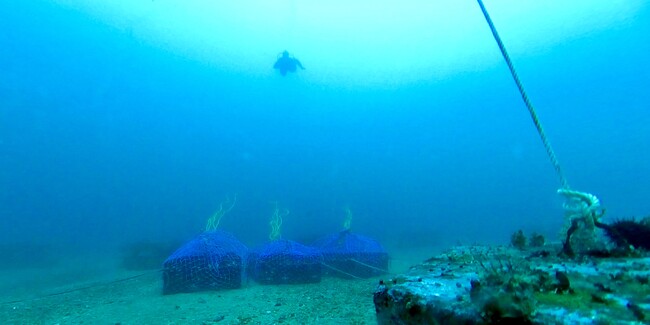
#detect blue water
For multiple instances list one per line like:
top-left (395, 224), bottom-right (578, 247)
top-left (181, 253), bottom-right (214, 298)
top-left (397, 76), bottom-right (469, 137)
top-left (1, 1), bottom-right (649, 260)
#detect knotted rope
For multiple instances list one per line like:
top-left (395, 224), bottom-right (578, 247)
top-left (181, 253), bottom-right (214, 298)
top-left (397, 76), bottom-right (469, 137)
top-left (476, 1), bottom-right (605, 253)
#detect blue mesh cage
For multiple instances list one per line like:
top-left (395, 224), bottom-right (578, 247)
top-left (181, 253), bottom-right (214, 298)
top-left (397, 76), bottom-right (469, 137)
top-left (314, 230), bottom-right (389, 278)
top-left (162, 230), bottom-right (248, 295)
top-left (249, 239), bottom-right (323, 285)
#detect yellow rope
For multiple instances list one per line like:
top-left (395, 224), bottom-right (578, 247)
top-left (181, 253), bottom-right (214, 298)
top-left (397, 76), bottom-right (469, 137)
top-left (477, 0), bottom-right (569, 189)
top-left (205, 195), bottom-right (237, 231)
top-left (269, 202), bottom-right (289, 241)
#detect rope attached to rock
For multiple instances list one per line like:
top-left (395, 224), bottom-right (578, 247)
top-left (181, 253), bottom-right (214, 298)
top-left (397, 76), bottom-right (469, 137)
top-left (476, 1), bottom-right (607, 254)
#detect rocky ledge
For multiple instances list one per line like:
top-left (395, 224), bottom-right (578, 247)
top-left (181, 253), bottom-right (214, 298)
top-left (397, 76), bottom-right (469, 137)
top-left (374, 245), bottom-right (649, 324)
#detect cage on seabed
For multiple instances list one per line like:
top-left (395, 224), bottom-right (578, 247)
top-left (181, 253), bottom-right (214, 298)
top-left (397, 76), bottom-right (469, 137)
top-left (162, 230), bottom-right (248, 295)
top-left (249, 239), bottom-right (323, 285)
top-left (314, 230), bottom-right (389, 279)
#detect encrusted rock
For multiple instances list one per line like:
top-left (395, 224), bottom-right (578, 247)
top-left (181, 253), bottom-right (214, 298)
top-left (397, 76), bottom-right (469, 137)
top-left (374, 245), bottom-right (650, 324)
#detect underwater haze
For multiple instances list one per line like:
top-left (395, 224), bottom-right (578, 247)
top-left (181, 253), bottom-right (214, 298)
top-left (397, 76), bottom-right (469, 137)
top-left (1, 0), bottom-right (649, 262)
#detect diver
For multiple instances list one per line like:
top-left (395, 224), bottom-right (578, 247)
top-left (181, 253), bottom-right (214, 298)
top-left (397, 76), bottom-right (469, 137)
top-left (273, 50), bottom-right (305, 76)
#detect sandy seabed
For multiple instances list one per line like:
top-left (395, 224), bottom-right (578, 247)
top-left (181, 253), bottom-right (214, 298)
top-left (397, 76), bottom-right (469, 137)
top-left (0, 249), bottom-right (431, 325)
top-left (2, 272), bottom-right (382, 325)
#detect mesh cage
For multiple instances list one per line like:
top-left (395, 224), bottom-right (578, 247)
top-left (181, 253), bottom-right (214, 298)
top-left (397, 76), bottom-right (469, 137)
top-left (249, 239), bottom-right (323, 285)
top-left (162, 230), bottom-right (248, 295)
top-left (314, 230), bottom-right (389, 278)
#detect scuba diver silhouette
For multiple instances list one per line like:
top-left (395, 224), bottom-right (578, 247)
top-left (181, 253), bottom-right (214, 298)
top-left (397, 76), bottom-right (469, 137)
top-left (273, 50), bottom-right (305, 76)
